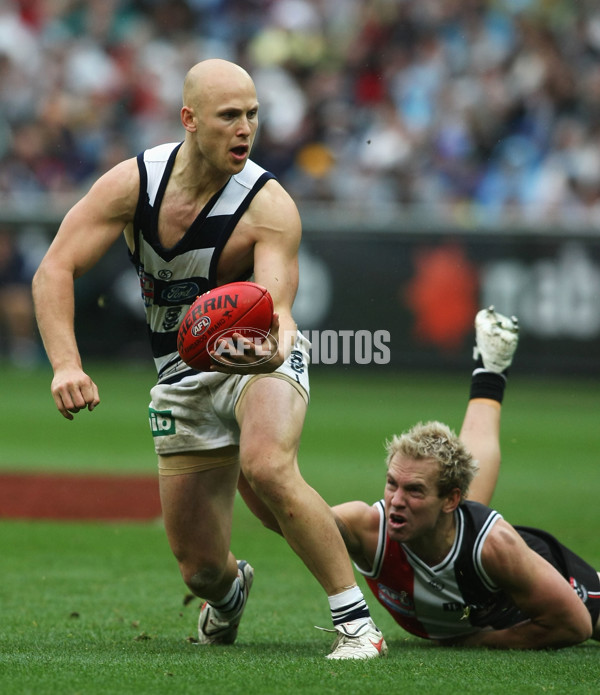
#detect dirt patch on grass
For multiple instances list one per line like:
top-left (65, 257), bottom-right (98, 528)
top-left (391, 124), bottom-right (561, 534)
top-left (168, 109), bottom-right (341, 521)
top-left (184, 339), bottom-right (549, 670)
top-left (0, 473), bottom-right (161, 521)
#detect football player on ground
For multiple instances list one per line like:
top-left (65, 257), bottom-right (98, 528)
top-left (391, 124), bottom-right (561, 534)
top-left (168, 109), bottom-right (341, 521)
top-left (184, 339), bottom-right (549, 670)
top-left (335, 307), bottom-right (600, 649)
top-left (241, 308), bottom-right (600, 650)
top-left (32, 58), bottom-right (386, 659)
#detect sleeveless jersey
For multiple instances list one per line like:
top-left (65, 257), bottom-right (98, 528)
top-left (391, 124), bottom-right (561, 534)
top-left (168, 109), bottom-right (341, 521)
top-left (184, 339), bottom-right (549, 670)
top-left (356, 500), bottom-right (531, 640)
top-left (129, 142), bottom-right (275, 380)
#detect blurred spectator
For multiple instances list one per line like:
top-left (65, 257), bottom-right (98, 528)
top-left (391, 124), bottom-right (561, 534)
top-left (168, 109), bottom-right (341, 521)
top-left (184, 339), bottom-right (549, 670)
top-left (0, 0), bottom-right (600, 228)
top-left (0, 226), bottom-right (38, 366)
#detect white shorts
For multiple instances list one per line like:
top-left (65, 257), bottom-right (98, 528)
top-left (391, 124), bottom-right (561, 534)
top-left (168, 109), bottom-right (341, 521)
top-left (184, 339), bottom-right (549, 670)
top-left (148, 331), bottom-right (310, 456)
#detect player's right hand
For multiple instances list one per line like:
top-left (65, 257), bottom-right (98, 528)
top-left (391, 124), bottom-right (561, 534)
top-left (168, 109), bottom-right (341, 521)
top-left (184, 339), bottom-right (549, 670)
top-left (51, 368), bottom-right (100, 420)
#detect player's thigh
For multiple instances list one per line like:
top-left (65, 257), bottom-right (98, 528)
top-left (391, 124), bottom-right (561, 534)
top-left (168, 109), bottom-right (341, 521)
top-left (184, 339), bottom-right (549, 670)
top-left (236, 375), bottom-right (307, 460)
top-left (159, 450), bottom-right (240, 562)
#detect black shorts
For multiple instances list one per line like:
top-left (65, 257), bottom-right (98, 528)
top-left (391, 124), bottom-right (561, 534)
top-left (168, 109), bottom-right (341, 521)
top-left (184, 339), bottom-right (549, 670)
top-left (516, 525), bottom-right (600, 625)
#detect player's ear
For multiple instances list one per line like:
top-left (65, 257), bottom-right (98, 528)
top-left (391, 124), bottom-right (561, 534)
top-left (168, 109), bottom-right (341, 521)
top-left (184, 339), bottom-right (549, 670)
top-left (441, 488), bottom-right (461, 514)
top-left (181, 106), bottom-right (197, 132)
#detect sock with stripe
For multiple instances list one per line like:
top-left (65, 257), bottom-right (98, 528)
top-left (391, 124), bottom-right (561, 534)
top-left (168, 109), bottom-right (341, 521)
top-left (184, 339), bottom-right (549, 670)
top-left (207, 575), bottom-right (243, 619)
top-left (328, 585), bottom-right (371, 626)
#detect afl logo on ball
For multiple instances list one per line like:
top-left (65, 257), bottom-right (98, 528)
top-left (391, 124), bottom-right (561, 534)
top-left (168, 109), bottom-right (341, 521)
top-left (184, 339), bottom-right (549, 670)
top-left (191, 316), bottom-right (211, 337)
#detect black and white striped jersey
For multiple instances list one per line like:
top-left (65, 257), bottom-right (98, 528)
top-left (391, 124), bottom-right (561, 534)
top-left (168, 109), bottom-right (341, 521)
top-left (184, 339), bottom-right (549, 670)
top-left (357, 500), bottom-right (509, 639)
top-left (128, 142), bottom-right (274, 380)
top-left (356, 499), bottom-right (600, 640)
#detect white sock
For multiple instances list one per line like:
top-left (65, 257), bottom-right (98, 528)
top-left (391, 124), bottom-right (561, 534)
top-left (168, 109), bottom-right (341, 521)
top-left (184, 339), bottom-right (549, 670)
top-left (328, 586), bottom-right (370, 625)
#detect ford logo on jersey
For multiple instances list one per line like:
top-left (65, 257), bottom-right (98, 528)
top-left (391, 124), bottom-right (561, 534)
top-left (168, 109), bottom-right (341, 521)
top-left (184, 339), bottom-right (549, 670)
top-left (161, 282), bottom-right (200, 303)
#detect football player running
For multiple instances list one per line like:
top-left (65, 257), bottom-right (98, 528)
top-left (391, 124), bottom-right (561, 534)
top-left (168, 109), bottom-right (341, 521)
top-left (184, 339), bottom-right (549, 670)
top-left (32, 59), bottom-right (386, 659)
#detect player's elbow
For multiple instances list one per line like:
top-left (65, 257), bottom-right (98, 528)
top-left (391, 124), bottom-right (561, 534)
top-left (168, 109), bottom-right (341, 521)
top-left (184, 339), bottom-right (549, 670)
top-left (31, 264), bottom-right (49, 306)
top-left (562, 600), bottom-right (594, 646)
top-left (546, 616), bottom-right (592, 649)
top-left (32, 257), bottom-right (72, 299)
top-left (565, 617), bottom-right (593, 645)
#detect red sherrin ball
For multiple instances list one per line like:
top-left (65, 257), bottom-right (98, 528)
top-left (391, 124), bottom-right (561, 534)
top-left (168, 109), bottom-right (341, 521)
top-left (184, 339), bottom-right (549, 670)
top-left (177, 281), bottom-right (274, 371)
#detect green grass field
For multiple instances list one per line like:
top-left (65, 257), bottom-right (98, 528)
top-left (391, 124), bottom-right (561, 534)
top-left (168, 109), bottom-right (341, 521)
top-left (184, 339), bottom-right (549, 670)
top-left (1, 362), bottom-right (599, 694)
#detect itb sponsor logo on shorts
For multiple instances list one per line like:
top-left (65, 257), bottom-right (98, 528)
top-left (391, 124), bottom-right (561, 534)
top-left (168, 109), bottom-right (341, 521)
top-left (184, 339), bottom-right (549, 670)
top-left (149, 408), bottom-right (176, 437)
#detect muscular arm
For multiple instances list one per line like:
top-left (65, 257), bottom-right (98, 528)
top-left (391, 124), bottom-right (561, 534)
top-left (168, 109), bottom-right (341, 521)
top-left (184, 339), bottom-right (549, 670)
top-left (32, 158), bottom-right (139, 419)
top-left (449, 520), bottom-right (593, 649)
top-left (211, 179), bottom-right (302, 373)
top-left (249, 180), bottom-right (301, 361)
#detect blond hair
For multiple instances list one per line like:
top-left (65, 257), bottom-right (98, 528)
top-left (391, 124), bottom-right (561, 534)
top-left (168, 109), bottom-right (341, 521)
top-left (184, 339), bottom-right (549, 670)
top-left (385, 421), bottom-right (478, 500)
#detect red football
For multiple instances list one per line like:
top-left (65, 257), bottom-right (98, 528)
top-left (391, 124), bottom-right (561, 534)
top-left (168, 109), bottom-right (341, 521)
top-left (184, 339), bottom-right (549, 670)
top-left (177, 281), bottom-right (274, 371)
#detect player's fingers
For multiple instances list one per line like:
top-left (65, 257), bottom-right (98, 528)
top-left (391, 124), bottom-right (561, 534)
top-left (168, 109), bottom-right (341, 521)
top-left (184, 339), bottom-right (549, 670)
top-left (52, 380), bottom-right (100, 418)
top-left (54, 394), bottom-right (74, 420)
top-left (52, 389), bottom-right (76, 420)
top-left (84, 382), bottom-right (100, 412)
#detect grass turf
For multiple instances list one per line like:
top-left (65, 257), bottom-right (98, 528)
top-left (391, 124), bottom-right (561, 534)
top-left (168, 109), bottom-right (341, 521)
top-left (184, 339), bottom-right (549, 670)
top-left (2, 518), bottom-right (599, 695)
top-left (1, 362), bottom-right (599, 693)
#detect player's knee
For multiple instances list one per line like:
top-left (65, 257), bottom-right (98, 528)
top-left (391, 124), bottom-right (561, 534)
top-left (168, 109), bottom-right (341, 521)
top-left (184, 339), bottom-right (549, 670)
top-left (245, 457), bottom-right (297, 501)
top-left (241, 444), bottom-right (294, 491)
top-left (243, 466), bottom-right (280, 504)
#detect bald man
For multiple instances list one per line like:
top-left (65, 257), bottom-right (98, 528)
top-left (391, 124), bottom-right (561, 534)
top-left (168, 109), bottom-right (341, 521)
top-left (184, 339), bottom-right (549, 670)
top-left (33, 59), bottom-right (386, 659)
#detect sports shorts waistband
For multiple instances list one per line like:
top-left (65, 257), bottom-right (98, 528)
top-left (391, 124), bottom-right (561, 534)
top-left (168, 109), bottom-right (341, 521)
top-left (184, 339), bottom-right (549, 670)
top-left (158, 368), bottom-right (199, 385)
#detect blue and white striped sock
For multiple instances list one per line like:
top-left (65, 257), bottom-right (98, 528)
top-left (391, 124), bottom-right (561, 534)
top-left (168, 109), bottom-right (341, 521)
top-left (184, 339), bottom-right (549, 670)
top-left (209, 576), bottom-right (243, 618)
top-left (328, 586), bottom-right (370, 626)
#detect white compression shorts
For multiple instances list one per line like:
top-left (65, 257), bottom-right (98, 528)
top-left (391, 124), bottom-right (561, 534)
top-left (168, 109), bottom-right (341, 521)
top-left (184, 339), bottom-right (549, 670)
top-left (148, 331), bottom-right (310, 458)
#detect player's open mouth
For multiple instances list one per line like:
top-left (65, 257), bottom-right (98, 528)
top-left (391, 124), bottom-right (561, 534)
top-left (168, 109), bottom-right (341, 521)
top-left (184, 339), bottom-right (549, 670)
top-left (389, 512), bottom-right (407, 529)
top-left (230, 145), bottom-right (249, 161)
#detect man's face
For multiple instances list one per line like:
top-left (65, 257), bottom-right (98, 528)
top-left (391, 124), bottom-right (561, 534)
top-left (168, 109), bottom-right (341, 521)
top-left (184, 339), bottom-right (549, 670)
top-left (193, 81), bottom-right (259, 174)
top-left (383, 454), bottom-right (448, 544)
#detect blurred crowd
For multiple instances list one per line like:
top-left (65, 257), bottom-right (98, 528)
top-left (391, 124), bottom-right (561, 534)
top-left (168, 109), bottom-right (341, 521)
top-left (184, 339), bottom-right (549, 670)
top-left (1, 0), bottom-right (600, 366)
top-left (0, 225), bottom-right (38, 365)
top-left (0, 0), bottom-right (600, 230)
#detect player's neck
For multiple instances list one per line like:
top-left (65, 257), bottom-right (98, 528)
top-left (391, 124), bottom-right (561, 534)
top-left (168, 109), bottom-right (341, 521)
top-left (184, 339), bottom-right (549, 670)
top-left (406, 514), bottom-right (456, 567)
top-left (175, 142), bottom-right (231, 197)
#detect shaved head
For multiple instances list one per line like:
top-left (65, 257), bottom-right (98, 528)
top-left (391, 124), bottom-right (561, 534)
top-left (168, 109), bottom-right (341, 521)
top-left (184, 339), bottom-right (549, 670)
top-left (179, 58), bottom-right (260, 174)
top-left (183, 59), bottom-right (256, 109)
